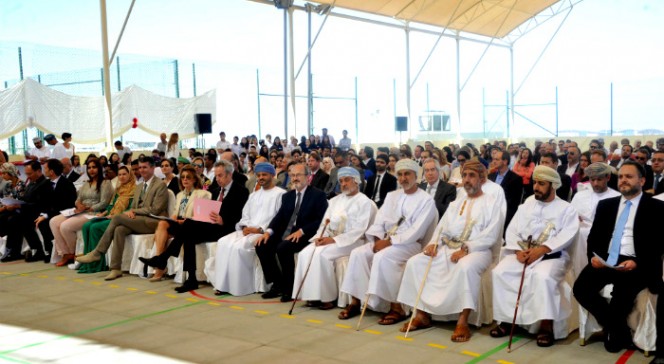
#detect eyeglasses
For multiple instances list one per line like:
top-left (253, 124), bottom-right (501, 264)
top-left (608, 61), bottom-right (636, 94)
top-left (652, 158), bottom-right (664, 162)
top-left (634, 156), bottom-right (648, 161)
top-left (192, 163), bottom-right (203, 168)
top-left (181, 174), bottom-right (194, 180)
top-left (457, 159), bottom-right (466, 163)
top-left (589, 146), bottom-right (598, 149)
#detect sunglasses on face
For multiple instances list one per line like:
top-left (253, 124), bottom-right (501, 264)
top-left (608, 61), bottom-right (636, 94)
top-left (193, 163), bottom-right (203, 168)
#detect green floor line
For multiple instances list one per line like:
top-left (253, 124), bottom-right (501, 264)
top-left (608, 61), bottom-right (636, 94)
top-left (464, 336), bottom-right (523, 364)
top-left (0, 354), bottom-right (31, 364)
top-left (0, 301), bottom-right (204, 355)
top-left (0, 267), bottom-right (58, 279)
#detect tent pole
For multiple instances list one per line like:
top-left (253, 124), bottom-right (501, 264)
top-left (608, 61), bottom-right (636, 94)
top-left (455, 33), bottom-right (461, 143)
top-left (509, 46), bottom-right (515, 140)
top-left (283, 8), bottom-right (288, 140)
top-left (307, 5), bottom-right (313, 136)
top-left (100, 0), bottom-right (114, 151)
top-left (405, 24), bottom-right (411, 140)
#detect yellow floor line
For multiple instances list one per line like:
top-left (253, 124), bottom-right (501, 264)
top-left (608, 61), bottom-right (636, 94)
top-left (207, 302), bottom-right (221, 306)
top-left (462, 350), bottom-right (481, 357)
top-left (73, 278), bottom-right (85, 282)
top-left (229, 306), bottom-right (245, 310)
top-left (145, 291), bottom-right (157, 294)
top-left (126, 288), bottom-right (138, 291)
top-left (108, 284), bottom-right (120, 288)
top-left (91, 281), bottom-right (103, 285)
top-left (395, 336), bottom-right (413, 342)
top-left (186, 298), bottom-right (198, 302)
top-left (307, 319), bottom-right (323, 324)
top-left (254, 310), bottom-right (269, 315)
top-left (335, 324), bottom-right (352, 329)
top-left (363, 329), bottom-right (382, 335)
top-left (496, 360), bottom-right (515, 364)
top-left (280, 314), bottom-right (295, 319)
top-left (427, 343), bottom-right (447, 350)
top-left (165, 294), bottom-right (178, 299)
top-left (0, 272), bottom-right (11, 275)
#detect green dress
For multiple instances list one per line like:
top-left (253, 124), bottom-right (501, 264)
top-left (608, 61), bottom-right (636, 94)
top-left (78, 195), bottom-right (133, 274)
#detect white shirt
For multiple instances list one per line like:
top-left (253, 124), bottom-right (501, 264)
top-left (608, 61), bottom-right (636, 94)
top-left (236, 186), bottom-right (285, 231)
top-left (425, 180), bottom-right (439, 197)
top-left (29, 146), bottom-right (50, 160)
top-left (216, 140), bottom-right (231, 152)
top-left (565, 162), bottom-right (578, 177)
top-left (616, 192), bottom-right (643, 257)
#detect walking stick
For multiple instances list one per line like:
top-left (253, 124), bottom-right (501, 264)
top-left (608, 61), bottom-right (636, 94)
top-left (288, 219), bottom-right (330, 315)
top-left (507, 235), bottom-right (533, 353)
top-left (404, 244), bottom-right (437, 338)
top-left (356, 216), bottom-right (405, 331)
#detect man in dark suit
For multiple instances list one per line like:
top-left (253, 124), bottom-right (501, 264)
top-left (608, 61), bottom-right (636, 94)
top-left (648, 150), bottom-right (664, 196)
top-left (634, 147), bottom-right (654, 190)
top-left (306, 151), bottom-right (329, 191)
top-left (489, 150), bottom-right (523, 229)
top-left (256, 163), bottom-right (328, 302)
top-left (361, 146), bottom-right (377, 175)
top-left (363, 154), bottom-right (397, 208)
top-left (419, 158), bottom-right (456, 217)
top-left (573, 161), bottom-right (664, 353)
top-left (77, 157), bottom-right (169, 280)
top-left (61, 157), bottom-right (80, 183)
top-left (557, 145), bottom-right (580, 178)
top-left (538, 152), bottom-right (572, 201)
top-left (141, 160), bottom-right (249, 292)
top-left (32, 159), bottom-right (77, 262)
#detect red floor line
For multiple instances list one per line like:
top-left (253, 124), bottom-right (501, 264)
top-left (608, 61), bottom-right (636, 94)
top-left (615, 349), bottom-right (635, 364)
top-left (189, 290), bottom-right (288, 304)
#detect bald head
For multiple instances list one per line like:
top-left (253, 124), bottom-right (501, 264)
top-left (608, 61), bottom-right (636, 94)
top-left (61, 157), bottom-right (72, 175)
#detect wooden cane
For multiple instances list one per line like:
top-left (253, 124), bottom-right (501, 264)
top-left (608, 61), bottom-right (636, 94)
top-left (356, 216), bottom-right (406, 331)
top-left (404, 244), bottom-right (437, 338)
top-left (507, 235), bottom-right (533, 353)
top-left (288, 219), bottom-right (330, 315)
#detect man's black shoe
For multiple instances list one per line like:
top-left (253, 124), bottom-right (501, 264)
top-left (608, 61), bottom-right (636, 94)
top-left (25, 251), bottom-right (45, 263)
top-left (261, 288), bottom-right (281, 299)
top-left (280, 294), bottom-right (294, 303)
top-left (174, 280), bottom-right (199, 293)
top-left (0, 254), bottom-right (22, 263)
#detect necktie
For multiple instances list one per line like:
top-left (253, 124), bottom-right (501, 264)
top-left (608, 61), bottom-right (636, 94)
top-left (217, 187), bottom-right (225, 202)
top-left (606, 200), bottom-right (632, 266)
top-left (139, 183), bottom-right (148, 205)
top-left (283, 191), bottom-right (302, 239)
top-left (52, 181), bottom-right (56, 190)
top-left (427, 185), bottom-right (432, 195)
top-left (308, 172), bottom-right (314, 185)
top-left (372, 174), bottom-right (381, 200)
top-left (654, 174), bottom-right (661, 190)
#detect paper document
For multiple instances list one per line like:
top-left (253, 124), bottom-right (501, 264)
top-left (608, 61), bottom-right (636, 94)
top-left (193, 199), bottom-right (222, 223)
top-left (1, 198), bottom-right (25, 206)
top-left (60, 208), bottom-right (85, 217)
top-left (593, 252), bottom-right (620, 269)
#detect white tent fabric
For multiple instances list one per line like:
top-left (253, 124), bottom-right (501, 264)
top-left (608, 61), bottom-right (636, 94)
top-left (0, 78), bottom-right (216, 143)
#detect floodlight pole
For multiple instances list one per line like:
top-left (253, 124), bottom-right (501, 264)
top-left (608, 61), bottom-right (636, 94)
top-left (283, 8), bottom-right (289, 139)
top-left (100, 0), bottom-right (114, 151)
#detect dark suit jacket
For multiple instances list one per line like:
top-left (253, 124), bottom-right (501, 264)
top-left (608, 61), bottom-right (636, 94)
top-left (655, 174), bottom-right (664, 196)
top-left (642, 165), bottom-right (654, 191)
top-left (310, 170), bottom-right (329, 191)
top-left (20, 176), bottom-right (51, 218)
top-left (418, 180), bottom-right (456, 218)
top-left (557, 163), bottom-right (579, 176)
top-left (268, 187), bottom-right (328, 242)
top-left (488, 169), bottom-right (523, 228)
top-left (233, 170), bottom-right (248, 186)
top-left (209, 181), bottom-right (249, 237)
top-left (66, 171), bottom-right (80, 183)
top-left (46, 177), bottom-right (77, 218)
top-left (587, 194), bottom-right (664, 293)
top-left (365, 158), bottom-right (377, 175)
top-left (363, 172), bottom-right (397, 208)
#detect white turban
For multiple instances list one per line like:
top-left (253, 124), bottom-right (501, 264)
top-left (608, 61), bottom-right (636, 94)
top-left (584, 162), bottom-right (612, 178)
top-left (395, 159), bottom-right (419, 174)
top-left (337, 166), bottom-right (361, 185)
top-left (532, 165), bottom-right (561, 190)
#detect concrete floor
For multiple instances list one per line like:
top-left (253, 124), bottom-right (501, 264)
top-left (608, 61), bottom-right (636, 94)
top-left (0, 261), bottom-right (654, 364)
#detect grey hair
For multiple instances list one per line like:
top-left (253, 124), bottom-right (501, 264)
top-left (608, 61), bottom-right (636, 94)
top-left (422, 158), bottom-right (441, 174)
top-left (214, 160), bottom-right (234, 175)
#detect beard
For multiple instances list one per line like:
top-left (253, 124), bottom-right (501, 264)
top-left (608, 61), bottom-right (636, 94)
top-left (534, 185), bottom-right (553, 201)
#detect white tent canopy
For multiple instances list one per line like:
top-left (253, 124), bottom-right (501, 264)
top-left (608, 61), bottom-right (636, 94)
top-left (0, 78), bottom-right (216, 143)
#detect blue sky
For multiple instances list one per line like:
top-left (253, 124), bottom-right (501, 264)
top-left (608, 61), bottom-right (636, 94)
top-left (1, 0), bottom-right (663, 145)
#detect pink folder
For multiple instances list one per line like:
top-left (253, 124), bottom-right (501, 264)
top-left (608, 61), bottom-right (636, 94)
top-left (192, 199), bottom-right (222, 223)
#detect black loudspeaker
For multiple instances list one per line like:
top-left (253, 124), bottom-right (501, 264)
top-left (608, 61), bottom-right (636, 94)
top-left (194, 113), bottom-right (212, 134)
top-left (395, 116), bottom-right (408, 132)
